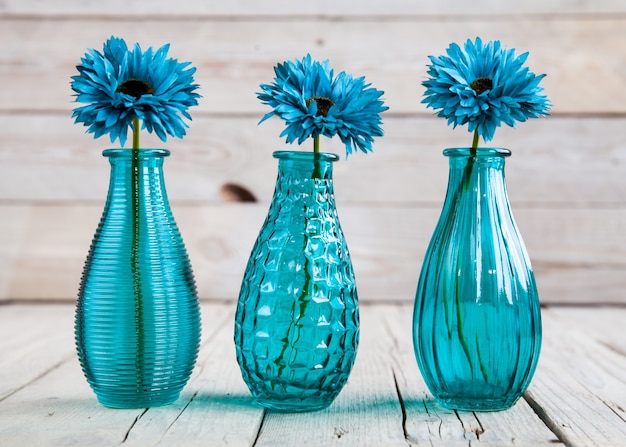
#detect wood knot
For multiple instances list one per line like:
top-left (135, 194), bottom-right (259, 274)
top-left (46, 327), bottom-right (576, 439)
top-left (220, 183), bottom-right (257, 203)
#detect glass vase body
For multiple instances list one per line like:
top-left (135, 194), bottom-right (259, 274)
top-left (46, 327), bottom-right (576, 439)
top-left (75, 148), bottom-right (201, 409)
top-left (413, 148), bottom-right (542, 411)
top-left (235, 151), bottom-right (359, 412)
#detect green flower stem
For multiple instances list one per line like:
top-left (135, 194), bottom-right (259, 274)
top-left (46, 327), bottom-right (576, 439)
top-left (274, 251), bottom-right (313, 383)
top-left (455, 267), bottom-right (473, 375)
top-left (130, 117), bottom-right (145, 392)
top-left (476, 332), bottom-right (489, 382)
top-left (273, 149), bottom-right (321, 384)
top-left (447, 127), bottom-right (488, 381)
top-left (313, 135), bottom-right (320, 154)
top-left (471, 128), bottom-right (480, 151)
top-left (459, 129), bottom-right (479, 192)
top-left (312, 135), bottom-right (322, 179)
top-left (132, 117), bottom-right (141, 150)
top-left (450, 133), bottom-right (477, 370)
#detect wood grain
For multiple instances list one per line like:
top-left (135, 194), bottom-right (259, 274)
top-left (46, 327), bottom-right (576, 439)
top-left (2, 0), bottom-right (626, 16)
top-left (1, 17), bottom-right (625, 114)
top-left (1, 204), bottom-right (624, 303)
top-left (123, 306), bottom-right (266, 447)
top-left (383, 304), bottom-right (562, 446)
top-left (525, 308), bottom-right (626, 446)
top-left (0, 2), bottom-right (624, 305)
top-left (0, 304), bottom-right (75, 400)
top-left (1, 3), bottom-right (624, 445)
top-left (3, 303), bottom-right (624, 446)
top-left (252, 303), bottom-right (416, 447)
top-left (1, 114), bottom-right (624, 206)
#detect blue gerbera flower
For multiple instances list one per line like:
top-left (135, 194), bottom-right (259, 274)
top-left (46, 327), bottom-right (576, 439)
top-left (71, 36), bottom-right (200, 147)
top-left (257, 54), bottom-right (388, 156)
top-left (422, 37), bottom-right (550, 143)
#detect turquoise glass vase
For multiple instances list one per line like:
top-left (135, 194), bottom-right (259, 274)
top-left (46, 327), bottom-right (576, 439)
top-left (75, 148), bottom-right (201, 409)
top-left (413, 148), bottom-right (542, 411)
top-left (235, 151), bottom-right (359, 412)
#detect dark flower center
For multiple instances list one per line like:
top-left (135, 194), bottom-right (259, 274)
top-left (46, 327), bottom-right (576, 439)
top-left (306, 96), bottom-right (335, 117)
top-left (116, 79), bottom-right (154, 99)
top-left (470, 77), bottom-right (493, 94)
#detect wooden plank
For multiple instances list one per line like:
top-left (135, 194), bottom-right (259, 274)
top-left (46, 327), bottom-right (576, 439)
top-left (0, 206), bottom-right (100, 302)
top-left (2, 303), bottom-right (625, 446)
top-left (524, 307), bottom-right (626, 447)
top-left (1, 204), bottom-right (625, 304)
top-left (0, 303), bottom-right (239, 446)
top-left (541, 307), bottom-right (626, 354)
top-left (120, 304), bottom-right (266, 446)
top-left (541, 308), bottom-right (626, 406)
top-left (0, 304), bottom-right (75, 400)
top-left (252, 304), bottom-right (408, 447)
top-left (2, 0), bottom-right (625, 17)
top-left (136, 312), bottom-right (264, 447)
top-left (381, 304), bottom-right (562, 446)
top-left (1, 17), bottom-right (625, 114)
top-left (0, 206), bottom-right (30, 299)
top-left (1, 114), bottom-right (624, 206)
top-left (0, 358), bottom-right (146, 446)
top-left (0, 303), bottom-right (145, 445)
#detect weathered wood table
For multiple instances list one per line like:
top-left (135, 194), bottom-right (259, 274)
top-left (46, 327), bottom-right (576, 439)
top-left (1, 302), bottom-right (624, 446)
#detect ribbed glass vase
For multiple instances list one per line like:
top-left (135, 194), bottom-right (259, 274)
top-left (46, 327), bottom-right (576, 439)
top-left (413, 148), bottom-right (542, 411)
top-left (235, 150), bottom-right (359, 412)
top-left (75, 148), bottom-right (201, 409)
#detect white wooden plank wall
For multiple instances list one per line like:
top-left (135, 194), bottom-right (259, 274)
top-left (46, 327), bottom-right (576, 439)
top-left (1, 1), bottom-right (625, 303)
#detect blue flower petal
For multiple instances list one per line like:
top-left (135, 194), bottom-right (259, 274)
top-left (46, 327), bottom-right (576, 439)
top-left (422, 37), bottom-right (550, 142)
top-left (257, 54), bottom-right (388, 156)
top-left (71, 36), bottom-right (201, 146)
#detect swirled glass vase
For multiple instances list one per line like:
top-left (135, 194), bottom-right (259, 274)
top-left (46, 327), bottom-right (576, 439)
top-left (235, 150), bottom-right (359, 412)
top-left (413, 148), bottom-right (542, 411)
top-left (75, 148), bottom-right (201, 409)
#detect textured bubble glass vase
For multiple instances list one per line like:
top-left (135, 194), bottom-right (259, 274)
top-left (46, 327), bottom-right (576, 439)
top-left (75, 148), bottom-right (201, 409)
top-left (413, 148), bottom-right (542, 411)
top-left (235, 150), bottom-right (359, 412)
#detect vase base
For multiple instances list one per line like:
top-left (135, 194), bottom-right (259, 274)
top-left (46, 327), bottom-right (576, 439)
top-left (253, 395), bottom-right (335, 413)
top-left (435, 395), bottom-right (521, 412)
top-left (96, 391), bottom-right (181, 409)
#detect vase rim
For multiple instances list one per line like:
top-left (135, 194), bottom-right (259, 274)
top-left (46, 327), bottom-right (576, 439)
top-left (443, 147), bottom-right (511, 158)
top-left (273, 150), bottom-right (340, 162)
top-left (102, 148), bottom-right (170, 158)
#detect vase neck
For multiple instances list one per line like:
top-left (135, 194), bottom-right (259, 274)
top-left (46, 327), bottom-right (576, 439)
top-left (268, 151), bottom-right (338, 209)
top-left (445, 147), bottom-right (509, 174)
top-left (444, 147), bottom-right (509, 169)
top-left (103, 148), bottom-right (170, 204)
top-left (443, 148), bottom-right (510, 206)
top-left (104, 148), bottom-right (169, 167)
top-left (273, 150), bottom-right (337, 181)
top-left (104, 149), bottom-right (168, 173)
